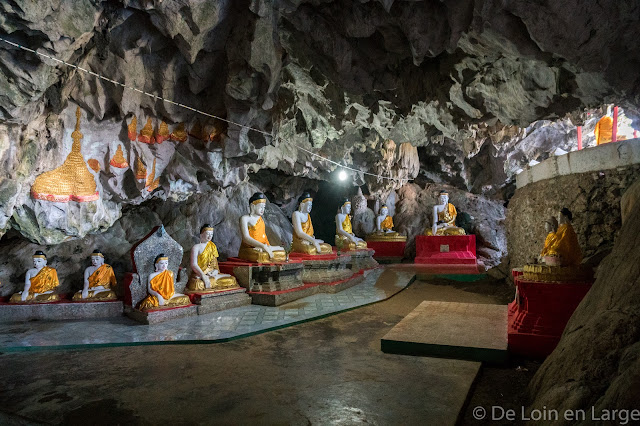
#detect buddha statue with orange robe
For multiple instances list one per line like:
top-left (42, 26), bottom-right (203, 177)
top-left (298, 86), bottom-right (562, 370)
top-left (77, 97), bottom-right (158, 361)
top-left (335, 199), bottom-right (367, 250)
top-left (424, 190), bottom-right (466, 236)
top-left (291, 192), bottom-right (332, 255)
top-left (138, 254), bottom-right (191, 311)
top-left (72, 250), bottom-right (117, 301)
top-left (541, 208), bottom-right (582, 266)
top-left (187, 224), bottom-right (239, 292)
top-left (366, 205), bottom-right (407, 242)
top-left (10, 251), bottom-right (60, 303)
top-left (238, 192), bottom-right (286, 263)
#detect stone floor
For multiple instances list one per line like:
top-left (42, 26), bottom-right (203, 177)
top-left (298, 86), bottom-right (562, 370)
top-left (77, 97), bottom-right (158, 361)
top-left (0, 269), bottom-right (513, 425)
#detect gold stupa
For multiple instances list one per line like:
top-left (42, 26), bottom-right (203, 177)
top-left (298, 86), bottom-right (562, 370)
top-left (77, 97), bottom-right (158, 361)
top-left (31, 108), bottom-right (99, 202)
top-left (135, 157), bottom-right (147, 180)
top-left (146, 158), bottom-right (160, 192)
top-left (170, 123), bottom-right (187, 142)
top-left (156, 120), bottom-right (170, 144)
top-left (127, 115), bottom-right (137, 141)
top-left (109, 145), bottom-right (129, 169)
top-left (138, 118), bottom-right (155, 144)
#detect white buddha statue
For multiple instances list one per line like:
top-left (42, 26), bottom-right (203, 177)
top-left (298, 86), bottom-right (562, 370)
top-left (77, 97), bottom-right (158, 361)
top-left (10, 251), bottom-right (61, 303)
top-left (138, 254), bottom-right (191, 310)
top-left (366, 204), bottom-right (407, 242)
top-left (291, 192), bottom-right (333, 255)
top-left (425, 190), bottom-right (466, 236)
top-left (335, 198), bottom-right (367, 250)
top-left (187, 224), bottom-right (239, 292)
top-left (72, 250), bottom-right (117, 301)
top-left (237, 192), bottom-right (286, 263)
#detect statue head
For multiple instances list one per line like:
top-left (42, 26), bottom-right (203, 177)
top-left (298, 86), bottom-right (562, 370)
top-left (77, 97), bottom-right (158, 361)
top-left (340, 198), bottom-right (351, 215)
top-left (90, 250), bottom-right (105, 267)
top-left (154, 253), bottom-right (169, 272)
top-left (32, 251), bottom-right (47, 269)
top-left (200, 224), bottom-right (214, 242)
top-left (438, 190), bottom-right (449, 205)
top-left (249, 192), bottom-right (267, 216)
top-left (544, 217), bottom-right (558, 234)
top-left (298, 192), bottom-right (313, 214)
top-left (558, 207), bottom-right (573, 225)
top-left (380, 205), bottom-right (389, 217)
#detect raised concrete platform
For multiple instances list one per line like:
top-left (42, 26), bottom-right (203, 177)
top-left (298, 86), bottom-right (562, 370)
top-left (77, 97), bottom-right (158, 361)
top-left (346, 248), bottom-right (378, 271)
top-left (124, 304), bottom-right (198, 325)
top-left (415, 235), bottom-right (476, 265)
top-left (516, 137), bottom-right (640, 188)
top-left (381, 301), bottom-right (508, 363)
top-left (0, 300), bottom-right (123, 322)
top-left (366, 240), bottom-right (406, 262)
top-left (188, 288), bottom-right (252, 315)
top-left (290, 251), bottom-right (354, 283)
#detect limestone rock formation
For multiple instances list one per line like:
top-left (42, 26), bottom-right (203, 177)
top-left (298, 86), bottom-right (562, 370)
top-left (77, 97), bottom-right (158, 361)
top-left (528, 180), bottom-right (640, 419)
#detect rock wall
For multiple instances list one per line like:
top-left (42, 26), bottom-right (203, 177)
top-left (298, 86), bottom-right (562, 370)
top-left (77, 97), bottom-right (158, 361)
top-left (506, 164), bottom-right (640, 275)
top-left (528, 179), bottom-right (640, 421)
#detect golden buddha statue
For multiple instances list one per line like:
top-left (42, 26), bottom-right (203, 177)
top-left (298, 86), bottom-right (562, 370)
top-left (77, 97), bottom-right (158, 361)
top-left (539, 216), bottom-right (558, 260)
top-left (291, 192), bottom-right (333, 255)
top-left (138, 254), bottom-right (191, 310)
top-left (424, 190), bottom-right (466, 236)
top-left (335, 198), bottom-right (367, 250)
top-left (30, 107), bottom-right (99, 202)
top-left (187, 224), bottom-right (239, 292)
top-left (238, 192), bottom-right (286, 263)
top-left (10, 251), bottom-right (60, 303)
top-left (366, 205), bottom-right (407, 242)
top-left (109, 145), bottom-right (129, 169)
top-left (72, 250), bottom-right (117, 301)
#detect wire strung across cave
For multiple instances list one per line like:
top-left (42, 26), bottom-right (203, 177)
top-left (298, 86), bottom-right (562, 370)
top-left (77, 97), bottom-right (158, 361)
top-left (0, 37), bottom-right (409, 184)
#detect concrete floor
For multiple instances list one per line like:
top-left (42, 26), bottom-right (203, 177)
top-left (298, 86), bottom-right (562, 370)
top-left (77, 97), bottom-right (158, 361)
top-left (0, 275), bottom-right (511, 425)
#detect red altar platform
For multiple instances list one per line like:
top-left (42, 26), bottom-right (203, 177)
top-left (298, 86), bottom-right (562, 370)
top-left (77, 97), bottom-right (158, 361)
top-left (414, 235), bottom-right (476, 265)
top-left (366, 241), bottom-right (406, 260)
top-left (508, 274), bottom-right (593, 357)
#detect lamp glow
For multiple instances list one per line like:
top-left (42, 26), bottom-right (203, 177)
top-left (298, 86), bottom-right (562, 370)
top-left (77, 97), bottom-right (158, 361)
top-left (338, 170), bottom-right (347, 181)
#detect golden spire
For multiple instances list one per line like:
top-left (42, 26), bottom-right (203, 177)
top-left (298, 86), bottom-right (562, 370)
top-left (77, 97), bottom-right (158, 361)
top-left (138, 118), bottom-right (155, 144)
top-left (156, 120), bottom-right (170, 143)
top-left (110, 145), bottom-right (129, 169)
top-left (146, 158), bottom-right (159, 191)
top-left (135, 157), bottom-right (147, 180)
top-left (31, 107), bottom-right (98, 202)
top-left (170, 122), bottom-right (187, 142)
top-left (127, 115), bottom-right (137, 141)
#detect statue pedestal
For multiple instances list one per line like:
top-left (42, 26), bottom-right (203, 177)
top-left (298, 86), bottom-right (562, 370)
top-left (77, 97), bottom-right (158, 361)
top-left (219, 259), bottom-right (307, 306)
top-left (365, 241), bottom-right (406, 262)
top-left (187, 287), bottom-right (251, 315)
top-left (508, 275), bottom-right (593, 357)
top-left (290, 250), bottom-right (364, 292)
top-left (414, 235), bottom-right (476, 265)
top-left (343, 248), bottom-right (378, 272)
top-left (0, 298), bottom-right (123, 322)
top-left (123, 272), bottom-right (197, 324)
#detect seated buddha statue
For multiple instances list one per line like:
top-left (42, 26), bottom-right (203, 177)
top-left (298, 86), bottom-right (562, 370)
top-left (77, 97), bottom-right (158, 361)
top-left (138, 254), bottom-right (191, 310)
top-left (292, 192), bottom-right (333, 255)
top-left (424, 190), bottom-right (466, 236)
top-left (72, 250), bottom-right (117, 301)
top-left (10, 251), bottom-right (60, 303)
top-left (541, 208), bottom-right (582, 266)
top-left (538, 217), bottom-right (559, 261)
top-left (335, 199), bottom-right (367, 250)
top-left (366, 205), bottom-right (407, 242)
top-left (238, 192), bottom-right (286, 263)
top-left (187, 224), bottom-right (239, 292)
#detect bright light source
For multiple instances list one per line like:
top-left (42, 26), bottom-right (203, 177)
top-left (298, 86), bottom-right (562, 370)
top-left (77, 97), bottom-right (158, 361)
top-left (338, 170), bottom-right (347, 181)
